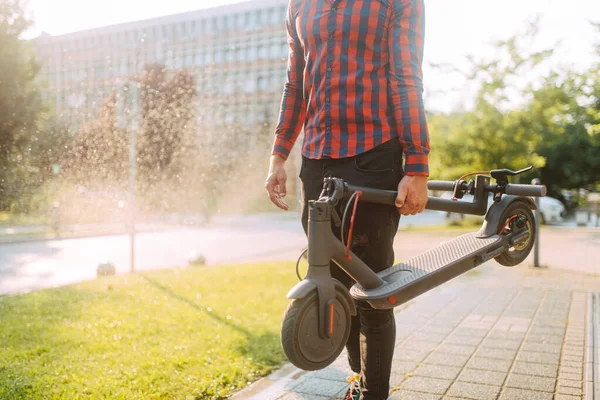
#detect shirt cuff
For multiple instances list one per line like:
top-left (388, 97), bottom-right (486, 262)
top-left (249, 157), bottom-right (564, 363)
top-left (272, 137), bottom-right (294, 160)
top-left (404, 153), bottom-right (429, 176)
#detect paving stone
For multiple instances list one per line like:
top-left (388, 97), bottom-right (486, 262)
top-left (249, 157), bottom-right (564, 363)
top-left (487, 331), bottom-right (525, 341)
top-left (534, 318), bottom-right (568, 328)
top-left (422, 325), bottom-right (455, 335)
top-left (526, 334), bottom-right (564, 344)
top-left (529, 326), bottom-right (566, 336)
top-left (560, 366), bottom-right (583, 376)
top-left (499, 388), bottom-right (553, 400)
top-left (423, 352), bottom-right (471, 368)
top-left (556, 385), bottom-right (583, 396)
top-left (277, 394), bottom-right (328, 400)
top-left (458, 368), bottom-right (506, 386)
top-left (388, 390), bottom-right (441, 400)
top-left (436, 344), bottom-right (477, 356)
top-left (512, 361), bottom-right (558, 378)
top-left (562, 344), bottom-right (585, 354)
top-left (517, 350), bottom-right (560, 364)
top-left (393, 349), bottom-right (431, 363)
top-left (554, 395), bottom-right (581, 400)
top-left (559, 372), bottom-right (582, 381)
top-left (505, 373), bottom-right (555, 392)
top-left (400, 376), bottom-right (453, 395)
top-left (562, 354), bottom-right (584, 363)
top-left (444, 334), bottom-right (483, 346)
top-left (480, 338), bottom-right (521, 350)
top-left (391, 372), bottom-right (408, 387)
top-left (520, 341), bottom-right (563, 354)
top-left (452, 328), bottom-right (489, 339)
top-left (447, 381), bottom-right (501, 400)
top-left (561, 360), bottom-right (585, 369)
top-left (391, 361), bottom-right (420, 375)
top-left (288, 377), bottom-right (348, 397)
top-left (404, 340), bottom-right (443, 352)
top-left (558, 379), bottom-right (582, 389)
top-left (475, 346), bottom-right (518, 361)
top-left (412, 332), bottom-right (449, 345)
top-left (467, 356), bottom-right (513, 373)
top-left (306, 365), bottom-right (351, 382)
top-left (413, 364), bottom-right (462, 380)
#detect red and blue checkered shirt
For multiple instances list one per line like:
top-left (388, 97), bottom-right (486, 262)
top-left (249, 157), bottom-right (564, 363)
top-left (272, 0), bottom-right (430, 176)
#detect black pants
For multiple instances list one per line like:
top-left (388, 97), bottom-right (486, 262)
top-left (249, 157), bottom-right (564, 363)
top-left (300, 139), bottom-right (403, 400)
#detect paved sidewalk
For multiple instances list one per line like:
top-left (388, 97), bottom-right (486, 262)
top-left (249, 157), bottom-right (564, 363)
top-left (232, 263), bottom-right (600, 400)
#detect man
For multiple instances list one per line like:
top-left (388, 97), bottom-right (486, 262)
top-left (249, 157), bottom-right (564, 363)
top-left (265, 0), bottom-right (430, 398)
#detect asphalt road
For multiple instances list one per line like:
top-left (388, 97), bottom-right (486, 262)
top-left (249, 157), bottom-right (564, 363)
top-left (2, 210), bottom-right (597, 296)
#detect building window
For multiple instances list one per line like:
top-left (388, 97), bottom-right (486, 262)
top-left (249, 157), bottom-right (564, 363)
top-left (258, 45), bottom-right (267, 59)
top-left (270, 43), bottom-right (279, 59)
top-left (280, 42), bottom-right (288, 58)
top-left (246, 45), bottom-right (254, 61)
top-left (268, 8), bottom-right (277, 24)
top-left (222, 15), bottom-right (229, 31)
top-left (257, 75), bottom-right (267, 91)
top-left (256, 10), bottom-right (263, 26)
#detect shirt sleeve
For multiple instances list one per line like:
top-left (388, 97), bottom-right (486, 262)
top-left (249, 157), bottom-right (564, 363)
top-left (271, 1), bottom-right (307, 160)
top-left (387, 0), bottom-right (430, 176)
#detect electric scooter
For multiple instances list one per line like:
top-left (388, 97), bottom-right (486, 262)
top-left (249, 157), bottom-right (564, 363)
top-left (281, 166), bottom-right (546, 371)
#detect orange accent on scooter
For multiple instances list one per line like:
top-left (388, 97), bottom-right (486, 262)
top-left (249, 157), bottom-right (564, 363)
top-left (388, 296), bottom-right (397, 305)
top-left (329, 303), bottom-right (335, 335)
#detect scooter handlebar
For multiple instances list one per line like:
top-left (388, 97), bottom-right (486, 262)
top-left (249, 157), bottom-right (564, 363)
top-left (427, 180), bottom-right (457, 192)
top-left (502, 183), bottom-right (547, 197)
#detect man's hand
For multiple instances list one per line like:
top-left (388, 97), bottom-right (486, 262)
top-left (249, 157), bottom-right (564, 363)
top-left (395, 175), bottom-right (428, 216)
top-left (265, 155), bottom-right (289, 211)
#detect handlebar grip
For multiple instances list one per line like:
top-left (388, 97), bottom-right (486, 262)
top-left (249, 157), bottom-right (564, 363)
top-left (505, 184), bottom-right (547, 197)
top-left (427, 180), bottom-right (456, 192)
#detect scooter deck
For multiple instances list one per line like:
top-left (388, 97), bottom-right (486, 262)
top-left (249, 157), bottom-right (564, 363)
top-left (349, 232), bottom-right (502, 309)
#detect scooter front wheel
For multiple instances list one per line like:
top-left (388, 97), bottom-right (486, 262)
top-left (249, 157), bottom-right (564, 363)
top-left (495, 201), bottom-right (536, 267)
top-left (281, 288), bottom-right (352, 371)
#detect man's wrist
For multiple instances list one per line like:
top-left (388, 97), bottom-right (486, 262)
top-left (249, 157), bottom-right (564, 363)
top-left (271, 154), bottom-right (287, 165)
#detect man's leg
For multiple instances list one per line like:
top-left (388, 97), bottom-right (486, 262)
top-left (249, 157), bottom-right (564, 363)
top-left (327, 139), bottom-right (403, 400)
top-left (299, 156), bottom-right (362, 374)
top-left (299, 139), bottom-right (404, 400)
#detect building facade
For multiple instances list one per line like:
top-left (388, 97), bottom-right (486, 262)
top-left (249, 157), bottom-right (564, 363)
top-left (34, 0), bottom-right (289, 128)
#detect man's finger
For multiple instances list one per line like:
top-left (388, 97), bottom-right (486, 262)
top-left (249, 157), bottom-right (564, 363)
top-left (268, 191), bottom-right (289, 210)
top-left (395, 185), bottom-right (408, 208)
top-left (278, 176), bottom-right (287, 197)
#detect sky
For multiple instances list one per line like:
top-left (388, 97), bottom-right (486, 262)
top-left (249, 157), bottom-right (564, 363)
top-left (25, 0), bottom-right (600, 111)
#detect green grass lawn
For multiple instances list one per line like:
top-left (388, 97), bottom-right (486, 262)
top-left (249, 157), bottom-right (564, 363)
top-left (0, 263), bottom-right (298, 400)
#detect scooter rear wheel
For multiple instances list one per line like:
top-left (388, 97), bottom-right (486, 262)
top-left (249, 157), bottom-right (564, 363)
top-left (495, 201), bottom-right (536, 267)
top-left (281, 288), bottom-right (352, 371)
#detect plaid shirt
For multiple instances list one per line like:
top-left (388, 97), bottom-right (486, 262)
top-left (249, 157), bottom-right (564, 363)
top-left (272, 0), bottom-right (430, 176)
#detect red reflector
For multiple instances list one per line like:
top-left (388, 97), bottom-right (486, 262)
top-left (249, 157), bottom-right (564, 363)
top-left (329, 303), bottom-right (335, 335)
top-left (388, 296), bottom-right (397, 305)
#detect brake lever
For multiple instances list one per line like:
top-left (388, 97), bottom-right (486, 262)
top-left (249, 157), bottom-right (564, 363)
top-left (504, 166), bottom-right (533, 176)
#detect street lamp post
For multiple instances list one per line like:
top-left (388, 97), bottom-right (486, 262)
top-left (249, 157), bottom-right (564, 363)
top-left (531, 178), bottom-right (542, 268)
top-left (117, 81), bottom-right (140, 273)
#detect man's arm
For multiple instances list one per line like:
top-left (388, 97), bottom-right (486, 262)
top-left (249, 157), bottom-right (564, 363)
top-left (388, 0), bottom-right (430, 176)
top-left (266, 1), bottom-right (306, 210)
top-left (271, 1), bottom-right (307, 160)
top-left (388, 0), bottom-right (431, 215)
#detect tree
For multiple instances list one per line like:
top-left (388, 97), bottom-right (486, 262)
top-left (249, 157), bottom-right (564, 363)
top-left (0, 0), bottom-right (45, 210)
top-left (137, 64), bottom-right (196, 187)
top-left (68, 91), bottom-right (128, 187)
